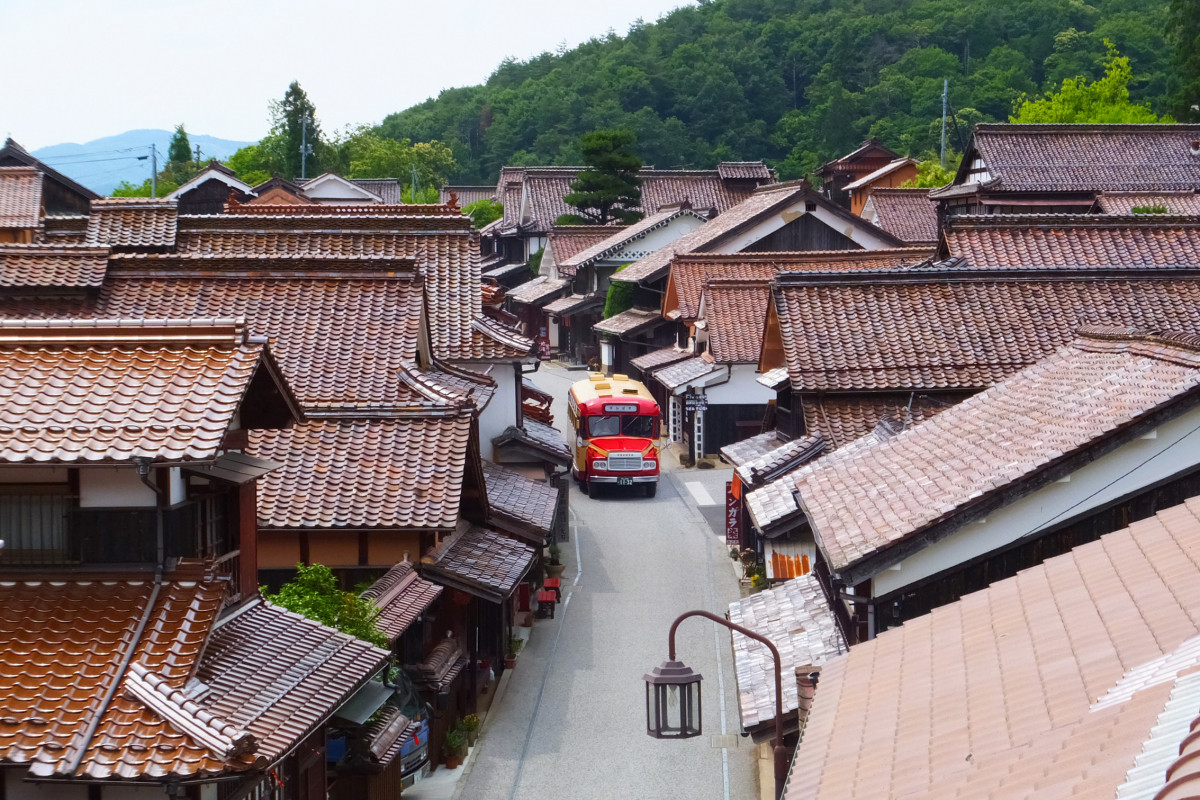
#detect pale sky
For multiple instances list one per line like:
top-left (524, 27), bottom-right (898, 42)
top-left (0, 0), bottom-right (695, 149)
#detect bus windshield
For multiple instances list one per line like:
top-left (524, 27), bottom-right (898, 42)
top-left (586, 414), bottom-right (657, 438)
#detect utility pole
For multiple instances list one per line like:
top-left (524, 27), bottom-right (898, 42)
top-left (194, 144), bottom-right (202, 165)
top-left (940, 78), bottom-right (948, 169)
top-left (150, 144), bottom-right (157, 198)
top-left (410, 163), bottom-right (420, 203)
top-left (300, 114), bottom-right (314, 180)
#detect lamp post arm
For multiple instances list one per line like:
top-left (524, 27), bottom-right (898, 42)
top-left (667, 608), bottom-right (786, 758)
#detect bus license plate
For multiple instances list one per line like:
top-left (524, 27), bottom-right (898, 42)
top-left (618, 477), bottom-right (633, 486)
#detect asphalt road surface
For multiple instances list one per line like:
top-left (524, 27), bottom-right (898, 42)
top-left (452, 364), bottom-right (759, 800)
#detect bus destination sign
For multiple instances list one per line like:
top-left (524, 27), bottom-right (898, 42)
top-left (603, 404), bottom-right (639, 413)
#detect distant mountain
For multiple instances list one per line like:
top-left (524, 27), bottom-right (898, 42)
top-left (32, 130), bottom-right (256, 195)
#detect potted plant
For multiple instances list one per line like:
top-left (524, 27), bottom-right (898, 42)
top-left (444, 728), bottom-right (466, 768)
top-left (460, 713), bottom-right (480, 746)
top-left (505, 634), bottom-right (523, 668)
top-left (545, 542), bottom-right (566, 580)
top-left (748, 565), bottom-right (768, 593)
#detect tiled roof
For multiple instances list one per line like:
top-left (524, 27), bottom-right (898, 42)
top-left (249, 415), bottom-right (472, 530)
top-left (842, 157), bottom-right (918, 191)
top-left (41, 215), bottom-right (90, 243)
top-left (422, 525), bottom-right (536, 603)
top-left (440, 185), bottom-right (495, 206)
top-left (400, 363), bottom-right (496, 408)
top-left (0, 138), bottom-right (99, 202)
top-left (85, 199), bottom-right (177, 249)
top-left (493, 419), bottom-right (571, 465)
top-left (0, 165), bottom-right (42, 228)
top-left (361, 562), bottom-right (444, 642)
top-left (943, 214), bottom-right (1200, 268)
top-left (196, 599), bottom-right (389, 772)
top-left (652, 354), bottom-right (719, 391)
top-left (507, 276), bottom-right (568, 305)
top-left (1097, 191), bottom-right (1200, 215)
top-left (669, 249), bottom-right (932, 321)
top-left (801, 393), bottom-right (956, 449)
top-left (0, 578), bottom-right (227, 780)
top-left (863, 187), bottom-right (938, 243)
top-left (771, 268), bottom-right (1200, 392)
top-left (168, 210), bottom-right (502, 363)
top-left (630, 346), bottom-right (692, 373)
top-left (0, 576), bottom-right (387, 782)
top-left (756, 366), bottom-right (789, 390)
top-left (349, 179), bottom-right (404, 205)
top-left (722, 430), bottom-right (790, 466)
top-left (543, 292), bottom-right (602, 316)
top-left (483, 260), bottom-right (531, 279)
top-left (482, 460), bottom-right (558, 541)
top-left (0, 318), bottom-right (276, 464)
top-left (547, 225), bottom-right (623, 275)
top-left (728, 574), bottom-right (847, 731)
top-left (705, 280), bottom-right (770, 363)
top-left (490, 164), bottom-right (772, 235)
top-left (592, 307), bottom-right (663, 336)
top-left (0, 273), bottom-right (426, 408)
top-left (0, 244), bottom-right (109, 288)
top-left (732, 434), bottom-right (826, 489)
top-left (783, 496), bottom-right (1200, 800)
top-left (718, 162), bottom-right (775, 181)
top-left (932, 123), bottom-right (1200, 196)
top-left (616, 182), bottom-right (903, 285)
top-left (558, 207), bottom-right (709, 270)
top-left (793, 329), bottom-right (1200, 574)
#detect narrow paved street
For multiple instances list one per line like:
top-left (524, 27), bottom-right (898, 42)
top-left (452, 363), bottom-right (759, 800)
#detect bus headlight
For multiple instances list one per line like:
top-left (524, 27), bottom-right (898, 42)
top-left (642, 459), bottom-right (657, 470)
top-left (592, 460), bottom-right (608, 471)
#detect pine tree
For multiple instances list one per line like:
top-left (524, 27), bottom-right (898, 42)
top-left (561, 129), bottom-right (643, 225)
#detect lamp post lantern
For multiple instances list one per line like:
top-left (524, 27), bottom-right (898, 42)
top-left (645, 609), bottom-right (792, 800)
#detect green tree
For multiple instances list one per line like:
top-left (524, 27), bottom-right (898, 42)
top-left (900, 157), bottom-right (960, 189)
top-left (1011, 42), bottom-right (1171, 123)
top-left (463, 198), bottom-right (503, 228)
top-left (266, 563), bottom-right (386, 647)
top-left (226, 137), bottom-right (288, 183)
top-left (602, 265), bottom-right (634, 318)
top-left (562, 129), bottom-right (643, 225)
top-left (1167, 0), bottom-right (1200, 120)
top-left (271, 81), bottom-right (324, 179)
top-left (110, 177), bottom-right (180, 198)
top-left (167, 124), bottom-right (192, 165)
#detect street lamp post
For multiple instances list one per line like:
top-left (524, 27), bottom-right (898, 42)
top-left (644, 609), bottom-right (792, 800)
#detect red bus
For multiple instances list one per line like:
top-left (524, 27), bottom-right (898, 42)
top-left (567, 373), bottom-right (661, 497)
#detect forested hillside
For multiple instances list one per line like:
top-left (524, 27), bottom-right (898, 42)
top-left (379, 0), bottom-right (1177, 183)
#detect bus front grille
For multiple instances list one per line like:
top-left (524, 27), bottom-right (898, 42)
top-left (607, 452), bottom-right (643, 471)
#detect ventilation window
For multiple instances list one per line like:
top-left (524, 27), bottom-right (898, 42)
top-left (805, 201), bottom-right (817, 212)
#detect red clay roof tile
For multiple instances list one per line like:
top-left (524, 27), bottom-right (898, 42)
top-left (361, 562), bottom-right (443, 642)
top-left (772, 268), bottom-right (1200, 392)
top-left (249, 415), bottom-right (473, 530)
top-left (784, 495), bottom-right (1200, 800)
top-left (792, 329), bottom-right (1200, 574)
top-left (0, 166), bottom-right (43, 228)
top-left (0, 244), bottom-right (109, 288)
top-left (86, 199), bottom-right (177, 249)
top-left (0, 318), bottom-right (270, 463)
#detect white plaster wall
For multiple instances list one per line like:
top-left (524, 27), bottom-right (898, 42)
top-left (469, 363), bottom-right (519, 461)
top-left (872, 404), bottom-right (1200, 596)
top-left (168, 468), bottom-right (186, 506)
top-left (713, 202), bottom-right (896, 254)
top-left (704, 365), bottom-right (776, 405)
top-left (0, 467), bottom-right (68, 484)
top-left (598, 214), bottom-right (707, 266)
top-left (79, 468), bottom-right (156, 508)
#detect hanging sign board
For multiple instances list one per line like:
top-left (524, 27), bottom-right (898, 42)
top-left (725, 481), bottom-right (740, 547)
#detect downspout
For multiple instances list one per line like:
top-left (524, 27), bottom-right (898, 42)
top-left (68, 459), bottom-right (165, 777)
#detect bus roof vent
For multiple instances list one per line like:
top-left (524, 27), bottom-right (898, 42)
top-left (589, 373), bottom-right (604, 382)
top-left (613, 373), bottom-right (629, 381)
top-left (595, 383), bottom-right (612, 391)
top-left (622, 388), bottom-right (639, 395)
